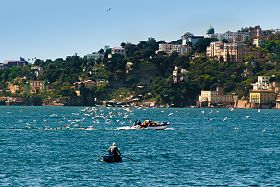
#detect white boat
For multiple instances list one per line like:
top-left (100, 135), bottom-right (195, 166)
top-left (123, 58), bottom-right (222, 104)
top-left (117, 122), bottom-right (169, 130)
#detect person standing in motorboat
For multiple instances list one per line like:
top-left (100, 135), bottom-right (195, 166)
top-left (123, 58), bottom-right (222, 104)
top-left (108, 142), bottom-right (122, 160)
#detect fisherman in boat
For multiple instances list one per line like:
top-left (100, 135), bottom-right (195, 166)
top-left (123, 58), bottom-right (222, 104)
top-left (108, 142), bottom-right (121, 160)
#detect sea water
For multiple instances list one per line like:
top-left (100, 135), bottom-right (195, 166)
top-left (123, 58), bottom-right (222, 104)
top-left (0, 106), bottom-right (280, 186)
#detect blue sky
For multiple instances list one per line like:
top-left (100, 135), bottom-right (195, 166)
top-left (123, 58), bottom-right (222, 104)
top-left (0, 0), bottom-right (280, 62)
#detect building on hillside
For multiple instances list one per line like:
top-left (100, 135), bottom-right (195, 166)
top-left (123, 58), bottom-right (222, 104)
top-left (172, 66), bottom-right (189, 83)
top-left (249, 90), bottom-right (276, 108)
top-left (27, 81), bottom-right (49, 94)
top-left (8, 83), bottom-right (20, 94)
top-left (0, 58), bottom-right (28, 70)
top-left (7, 77), bottom-right (27, 94)
top-left (204, 26), bottom-right (223, 40)
top-left (251, 76), bottom-right (271, 90)
top-left (253, 38), bottom-right (265, 48)
top-left (206, 41), bottom-right (260, 62)
top-left (221, 31), bottom-right (234, 42)
top-left (198, 87), bottom-right (237, 107)
top-left (206, 41), bottom-right (224, 60)
top-left (31, 66), bottom-right (44, 77)
top-left (176, 44), bottom-right (192, 55)
top-left (73, 79), bottom-right (108, 96)
top-left (219, 31), bottom-right (250, 43)
top-left (182, 35), bottom-right (204, 46)
top-left (85, 52), bottom-right (104, 61)
top-left (157, 43), bottom-right (192, 55)
top-left (108, 47), bottom-right (126, 58)
top-left (158, 43), bottom-right (173, 53)
top-left (232, 32), bottom-right (250, 43)
top-left (248, 26), bottom-right (262, 39)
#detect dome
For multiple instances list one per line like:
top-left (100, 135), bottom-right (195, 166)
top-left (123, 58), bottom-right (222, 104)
top-left (206, 26), bottom-right (215, 34)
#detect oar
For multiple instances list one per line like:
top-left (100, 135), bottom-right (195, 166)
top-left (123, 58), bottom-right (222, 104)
top-left (121, 155), bottom-right (136, 161)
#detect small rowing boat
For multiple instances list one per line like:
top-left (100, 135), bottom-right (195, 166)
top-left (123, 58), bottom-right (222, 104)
top-left (101, 154), bottom-right (122, 162)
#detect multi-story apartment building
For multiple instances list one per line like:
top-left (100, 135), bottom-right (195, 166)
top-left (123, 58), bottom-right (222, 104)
top-left (206, 41), bottom-right (224, 59)
top-left (232, 32), bottom-right (250, 43)
top-left (249, 76), bottom-right (279, 108)
top-left (206, 41), bottom-right (260, 62)
top-left (219, 31), bottom-right (249, 43)
top-left (249, 90), bottom-right (275, 108)
top-left (157, 43), bottom-right (192, 55)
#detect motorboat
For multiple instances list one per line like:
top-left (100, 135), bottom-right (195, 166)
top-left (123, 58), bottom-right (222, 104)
top-left (117, 121), bottom-right (169, 130)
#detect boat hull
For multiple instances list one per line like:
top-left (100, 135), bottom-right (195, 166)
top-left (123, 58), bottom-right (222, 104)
top-left (117, 123), bottom-right (169, 130)
top-left (102, 155), bottom-right (122, 162)
top-left (146, 125), bottom-right (169, 130)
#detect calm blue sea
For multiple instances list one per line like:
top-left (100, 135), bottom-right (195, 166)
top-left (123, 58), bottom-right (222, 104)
top-left (0, 106), bottom-right (280, 186)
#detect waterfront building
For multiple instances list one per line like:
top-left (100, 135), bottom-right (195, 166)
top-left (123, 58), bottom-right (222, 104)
top-left (249, 90), bottom-right (276, 108)
top-left (198, 87), bottom-right (236, 107)
top-left (276, 94), bottom-right (280, 109)
top-left (5, 97), bottom-right (24, 105)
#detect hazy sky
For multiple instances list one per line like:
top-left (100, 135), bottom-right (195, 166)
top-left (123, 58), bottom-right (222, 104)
top-left (1, 0), bottom-right (280, 62)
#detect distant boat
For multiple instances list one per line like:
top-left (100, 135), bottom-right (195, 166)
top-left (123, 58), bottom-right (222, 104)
top-left (101, 154), bottom-right (122, 162)
top-left (117, 121), bottom-right (169, 130)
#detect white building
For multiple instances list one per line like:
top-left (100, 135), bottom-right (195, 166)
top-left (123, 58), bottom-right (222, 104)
top-left (157, 43), bottom-right (191, 55)
top-left (182, 36), bottom-right (204, 46)
top-left (172, 66), bottom-right (189, 83)
top-left (251, 76), bottom-right (271, 90)
top-left (204, 33), bottom-right (223, 40)
top-left (31, 66), bottom-right (43, 77)
top-left (158, 44), bottom-right (173, 53)
top-left (111, 47), bottom-right (126, 56)
top-left (253, 38), bottom-right (265, 47)
top-left (86, 52), bottom-right (104, 60)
